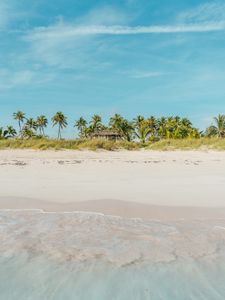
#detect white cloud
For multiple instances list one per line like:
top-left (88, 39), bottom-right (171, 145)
top-left (23, 21), bottom-right (225, 68)
top-left (21, 4), bottom-right (225, 69)
top-left (25, 22), bottom-right (225, 41)
top-left (23, 2), bottom-right (225, 46)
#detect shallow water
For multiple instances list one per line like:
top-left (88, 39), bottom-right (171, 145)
top-left (1, 210), bottom-right (225, 299)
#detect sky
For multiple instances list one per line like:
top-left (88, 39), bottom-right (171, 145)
top-left (0, 0), bottom-right (225, 137)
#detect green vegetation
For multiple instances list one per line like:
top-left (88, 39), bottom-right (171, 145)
top-left (0, 139), bottom-right (138, 151)
top-left (0, 111), bottom-right (225, 150)
top-left (0, 138), bottom-right (225, 151)
top-left (205, 114), bottom-right (225, 138)
top-left (146, 138), bottom-right (225, 151)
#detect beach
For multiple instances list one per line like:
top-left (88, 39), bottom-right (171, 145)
top-left (0, 149), bottom-right (225, 218)
top-left (1, 149), bottom-right (225, 299)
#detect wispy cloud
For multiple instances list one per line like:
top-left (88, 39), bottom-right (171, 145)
top-left (0, 70), bottom-right (32, 90)
top-left (25, 22), bottom-right (225, 41)
top-left (22, 2), bottom-right (225, 45)
top-left (22, 6), bottom-right (129, 68)
top-left (0, 68), bottom-right (54, 90)
top-left (129, 71), bottom-right (166, 79)
top-left (21, 3), bottom-right (225, 70)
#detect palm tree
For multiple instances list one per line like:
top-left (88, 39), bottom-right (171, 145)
top-left (174, 116), bottom-right (181, 124)
top-left (13, 111), bottom-right (26, 136)
top-left (5, 126), bottom-right (17, 138)
top-left (26, 118), bottom-right (38, 131)
top-left (147, 116), bottom-right (158, 140)
top-left (121, 119), bottom-right (134, 141)
top-left (21, 126), bottom-right (35, 139)
top-left (83, 126), bottom-right (90, 139)
top-left (0, 127), bottom-right (7, 139)
top-left (109, 114), bottom-right (124, 131)
top-left (20, 118), bottom-right (38, 139)
top-left (205, 115), bottom-right (225, 138)
top-left (158, 117), bottom-right (167, 139)
top-left (52, 112), bottom-right (68, 140)
top-left (133, 115), bottom-right (145, 126)
top-left (213, 114), bottom-right (225, 137)
top-left (165, 117), bottom-right (177, 139)
top-left (133, 116), bottom-right (150, 143)
top-left (89, 115), bottom-right (103, 133)
top-left (75, 117), bottom-right (87, 139)
top-left (37, 115), bottom-right (48, 137)
top-left (0, 126), bottom-right (17, 139)
top-left (205, 126), bottom-right (217, 137)
top-left (109, 114), bottom-right (134, 141)
top-left (181, 118), bottom-right (192, 128)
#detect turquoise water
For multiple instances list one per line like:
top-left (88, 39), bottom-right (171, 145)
top-left (1, 210), bottom-right (225, 299)
top-left (1, 255), bottom-right (225, 299)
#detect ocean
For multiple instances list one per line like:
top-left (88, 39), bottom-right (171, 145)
top-left (1, 210), bottom-right (225, 299)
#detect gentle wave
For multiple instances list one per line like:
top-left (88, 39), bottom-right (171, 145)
top-left (1, 209), bottom-right (225, 264)
top-left (1, 210), bottom-right (225, 299)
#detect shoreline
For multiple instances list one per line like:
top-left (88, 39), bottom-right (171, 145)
top-left (1, 198), bottom-right (225, 221)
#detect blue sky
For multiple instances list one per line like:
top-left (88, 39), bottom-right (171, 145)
top-left (0, 0), bottom-right (225, 137)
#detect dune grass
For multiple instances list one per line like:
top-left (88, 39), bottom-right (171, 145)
top-left (0, 138), bottom-right (139, 151)
top-left (0, 138), bottom-right (224, 151)
top-left (146, 138), bottom-right (225, 151)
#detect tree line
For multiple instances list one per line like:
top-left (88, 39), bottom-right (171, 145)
top-left (0, 111), bottom-right (224, 142)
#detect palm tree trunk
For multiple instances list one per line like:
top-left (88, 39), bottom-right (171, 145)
top-left (19, 121), bottom-right (21, 136)
top-left (58, 126), bottom-right (61, 140)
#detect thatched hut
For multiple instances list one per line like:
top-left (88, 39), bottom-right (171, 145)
top-left (92, 130), bottom-right (122, 141)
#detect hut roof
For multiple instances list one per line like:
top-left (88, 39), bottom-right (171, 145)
top-left (92, 130), bottom-right (121, 137)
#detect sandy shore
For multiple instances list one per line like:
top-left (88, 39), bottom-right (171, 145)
top-left (0, 149), bottom-right (225, 219)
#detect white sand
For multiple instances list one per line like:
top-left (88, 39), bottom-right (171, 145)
top-left (0, 149), bottom-right (225, 219)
